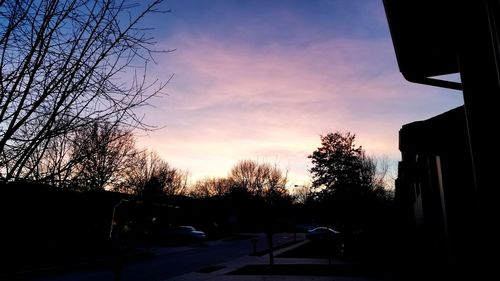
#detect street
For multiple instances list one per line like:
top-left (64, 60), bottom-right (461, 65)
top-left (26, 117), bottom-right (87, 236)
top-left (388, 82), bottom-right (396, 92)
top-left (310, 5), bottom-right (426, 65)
top-left (28, 233), bottom-right (299, 281)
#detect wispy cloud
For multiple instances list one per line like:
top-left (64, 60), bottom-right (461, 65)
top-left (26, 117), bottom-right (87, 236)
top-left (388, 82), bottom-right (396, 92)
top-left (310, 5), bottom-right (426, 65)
top-left (139, 13), bottom-right (463, 184)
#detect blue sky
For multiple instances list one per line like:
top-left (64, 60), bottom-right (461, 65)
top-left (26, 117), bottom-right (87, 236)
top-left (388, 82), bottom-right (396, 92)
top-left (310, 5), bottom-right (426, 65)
top-left (134, 0), bottom-right (464, 186)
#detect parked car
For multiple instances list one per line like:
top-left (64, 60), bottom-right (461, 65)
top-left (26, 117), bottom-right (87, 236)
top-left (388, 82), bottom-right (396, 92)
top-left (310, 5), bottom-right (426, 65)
top-left (306, 227), bottom-right (340, 241)
top-left (159, 225), bottom-right (206, 242)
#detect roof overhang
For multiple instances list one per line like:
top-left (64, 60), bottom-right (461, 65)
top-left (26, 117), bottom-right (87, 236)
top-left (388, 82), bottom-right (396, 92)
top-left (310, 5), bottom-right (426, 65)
top-left (383, 0), bottom-right (463, 90)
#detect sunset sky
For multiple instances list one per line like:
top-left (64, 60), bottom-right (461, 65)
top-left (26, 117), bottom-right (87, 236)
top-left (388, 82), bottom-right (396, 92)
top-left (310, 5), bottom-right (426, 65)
top-left (135, 0), bottom-right (464, 186)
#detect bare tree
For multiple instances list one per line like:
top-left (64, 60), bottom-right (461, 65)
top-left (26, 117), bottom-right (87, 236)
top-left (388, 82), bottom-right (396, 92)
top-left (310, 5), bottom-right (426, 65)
top-left (229, 159), bottom-right (261, 194)
top-left (189, 177), bottom-right (231, 198)
top-left (117, 150), bottom-right (187, 197)
top-left (263, 163), bottom-right (288, 202)
top-left (292, 183), bottom-right (314, 204)
top-left (229, 159), bottom-right (289, 199)
top-left (0, 0), bottom-right (169, 182)
top-left (22, 130), bottom-right (75, 186)
top-left (69, 122), bottom-right (137, 191)
top-left (116, 150), bottom-right (161, 195)
top-left (368, 156), bottom-right (395, 199)
top-left (163, 168), bottom-right (188, 196)
top-left (22, 121), bottom-right (137, 190)
top-left (229, 160), bottom-right (289, 268)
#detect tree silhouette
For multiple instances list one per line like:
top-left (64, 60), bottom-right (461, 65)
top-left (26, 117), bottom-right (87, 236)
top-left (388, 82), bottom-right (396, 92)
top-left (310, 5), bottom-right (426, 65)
top-left (0, 0), bottom-right (168, 182)
top-left (116, 150), bottom-right (188, 198)
top-left (308, 131), bottom-right (387, 230)
top-left (70, 122), bottom-right (137, 191)
top-left (228, 159), bottom-right (289, 200)
top-left (189, 177), bottom-right (231, 198)
top-left (309, 132), bottom-right (369, 193)
top-left (18, 121), bottom-right (137, 190)
top-left (292, 184), bottom-right (314, 204)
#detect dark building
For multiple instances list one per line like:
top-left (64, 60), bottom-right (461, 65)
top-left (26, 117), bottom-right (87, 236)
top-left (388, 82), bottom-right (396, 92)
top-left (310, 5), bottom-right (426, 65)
top-left (396, 106), bottom-right (476, 264)
top-left (385, 1), bottom-right (500, 271)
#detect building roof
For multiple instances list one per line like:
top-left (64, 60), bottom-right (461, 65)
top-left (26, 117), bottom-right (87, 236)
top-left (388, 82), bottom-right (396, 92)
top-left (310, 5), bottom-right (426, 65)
top-left (399, 106), bottom-right (468, 154)
top-left (383, 0), bottom-right (463, 90)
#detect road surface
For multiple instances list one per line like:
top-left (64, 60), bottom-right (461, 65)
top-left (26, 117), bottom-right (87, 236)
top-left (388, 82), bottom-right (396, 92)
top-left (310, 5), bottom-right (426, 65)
top-left (28, 233), bottom-right (300, 281)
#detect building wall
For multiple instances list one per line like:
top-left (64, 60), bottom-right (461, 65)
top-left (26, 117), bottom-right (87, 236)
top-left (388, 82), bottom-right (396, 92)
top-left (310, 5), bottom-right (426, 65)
top-left (396, 106), bottom-right (475, 264)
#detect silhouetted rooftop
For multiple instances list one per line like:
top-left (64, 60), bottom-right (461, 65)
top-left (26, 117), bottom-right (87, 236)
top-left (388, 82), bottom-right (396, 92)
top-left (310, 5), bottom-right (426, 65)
top-left (383, 1), bottom-right (463, 89)
top-left (399, 106), bottom-right (467, 154)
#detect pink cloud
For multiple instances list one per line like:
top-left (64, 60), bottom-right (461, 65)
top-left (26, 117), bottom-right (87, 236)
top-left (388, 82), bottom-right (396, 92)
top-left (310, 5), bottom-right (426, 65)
top-left (139, 35), bottom-right (464, 184)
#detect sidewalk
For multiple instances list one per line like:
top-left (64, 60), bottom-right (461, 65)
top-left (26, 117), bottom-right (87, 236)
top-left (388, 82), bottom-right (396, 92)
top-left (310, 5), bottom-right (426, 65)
top-left (163, 240), bottom-right (388, 281)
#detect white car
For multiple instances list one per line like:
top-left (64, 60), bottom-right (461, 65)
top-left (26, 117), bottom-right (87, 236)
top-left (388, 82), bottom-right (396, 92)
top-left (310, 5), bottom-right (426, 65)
top-left (161, 225), bottom-right (206, 241)
top-left (306, 227), bottom-right (340, 241)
